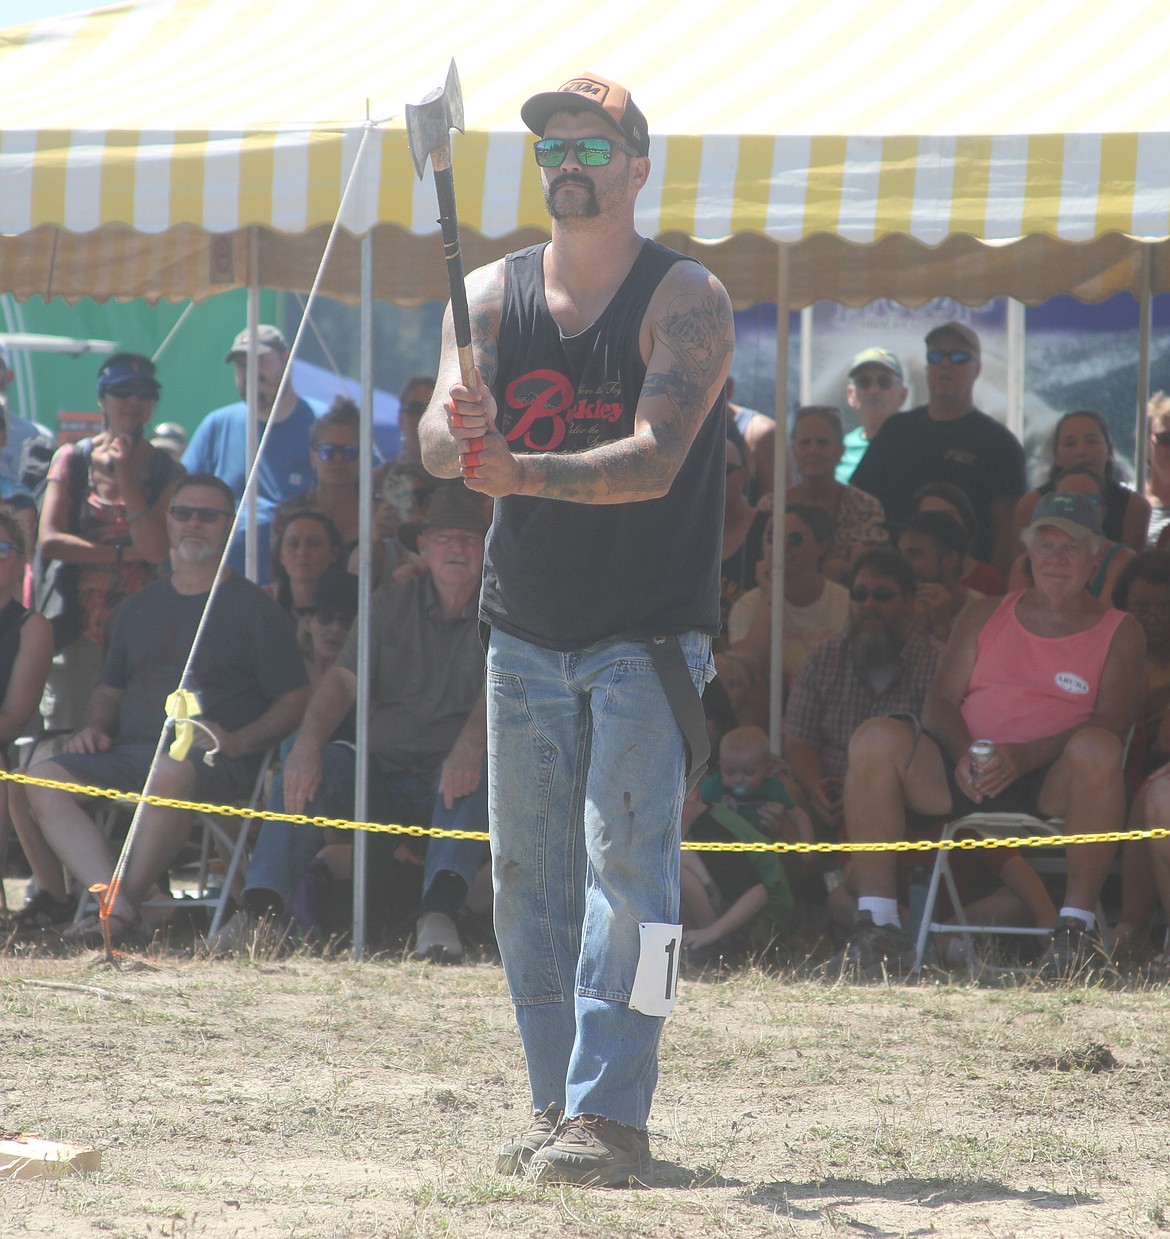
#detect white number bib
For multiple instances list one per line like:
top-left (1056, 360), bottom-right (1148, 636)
top-left (628, 922), bottom-right (683, 1017)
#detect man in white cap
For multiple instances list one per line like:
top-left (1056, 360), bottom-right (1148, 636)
top-left (851, 321), bottom-right (1026, 571)
top-left (836, 347), bottom-right (907, 484)
top-left (182, 324), bottom-right (323, 581)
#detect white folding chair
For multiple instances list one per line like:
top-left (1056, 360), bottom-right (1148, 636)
top-left (77, 747), bottom-right (276, 937)
top-left (912, 812), bottom-right (1111, 973)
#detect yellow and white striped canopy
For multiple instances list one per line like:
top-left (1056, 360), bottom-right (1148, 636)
top-left (3, 0), bottom-right (1170, 305)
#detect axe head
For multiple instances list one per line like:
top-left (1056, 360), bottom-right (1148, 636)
top-left (405, 59), bottom-right (465, 179)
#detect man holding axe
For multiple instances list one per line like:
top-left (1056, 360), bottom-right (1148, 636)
top-left (419, 72), bottom-right (733, 1186)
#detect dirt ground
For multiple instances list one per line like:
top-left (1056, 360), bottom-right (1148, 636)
top-left (2, 939), bottom-right (1169, 1239)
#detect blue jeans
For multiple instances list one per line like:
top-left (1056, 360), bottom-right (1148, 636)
top-left (486, 628), bottom-right (714, 1130)
top-left (246, 741), bottom-right (488, 908)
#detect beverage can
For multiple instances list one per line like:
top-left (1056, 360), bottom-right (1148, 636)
top-left (969, 739), bottom-right (995, 786)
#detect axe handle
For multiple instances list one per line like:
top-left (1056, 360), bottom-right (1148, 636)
top-left (433, 166), bottom-right (477, 390)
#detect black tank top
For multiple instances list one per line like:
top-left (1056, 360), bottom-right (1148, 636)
top-left (482, 239), bottom-right (726, 651)
top-left (0, 597), bottom-right (30, 703)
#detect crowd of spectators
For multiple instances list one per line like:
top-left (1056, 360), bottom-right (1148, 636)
top-left (3, 317), bottom-right (1170, 983)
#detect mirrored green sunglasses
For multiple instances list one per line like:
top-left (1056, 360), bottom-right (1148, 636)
top-left (533, 136), bottom-right (639, 167)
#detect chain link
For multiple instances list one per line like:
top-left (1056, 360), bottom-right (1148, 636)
top-left (7, 767), bottom-right (1168, 853)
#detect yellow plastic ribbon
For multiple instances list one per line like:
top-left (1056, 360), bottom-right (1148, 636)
top-left (165, 689), bottom-right (203, 762)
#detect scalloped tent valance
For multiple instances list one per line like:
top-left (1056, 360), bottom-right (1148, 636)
top-left (2, 0), bottom-right (1169, 306)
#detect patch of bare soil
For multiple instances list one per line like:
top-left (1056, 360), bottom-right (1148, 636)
top-left (2, 952), bottom-right (1169, 1238)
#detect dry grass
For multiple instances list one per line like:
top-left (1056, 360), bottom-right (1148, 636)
top-left (2, 944), bottom-right (1170, 1238)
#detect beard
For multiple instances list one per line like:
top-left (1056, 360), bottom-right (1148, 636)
top-left (849, 619), bottom-right (908, 673)
top-left (173, 537), bottom-right (219, 564)
top-left (542, 173), bottom-right (600, 220)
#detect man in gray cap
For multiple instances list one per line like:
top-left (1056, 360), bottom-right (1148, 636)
top-left (836, 347), bottom-right (907, 484)
top-left (851, 321), bottom-right (1026, 571)
top-left (182, 324), bottom-right (323, 581)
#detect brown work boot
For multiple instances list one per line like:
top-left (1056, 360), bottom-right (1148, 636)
top-left (527, 1114), bottom-right (653, 1187)
top-left (495, 1102), bottom-right (562, 1175)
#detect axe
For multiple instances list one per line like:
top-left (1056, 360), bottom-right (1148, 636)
top-left (406, 61), bottom-right (479, 477)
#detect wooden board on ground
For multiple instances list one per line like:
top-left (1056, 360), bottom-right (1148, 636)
top-left (0, 1135), bottom-right (101, 1179)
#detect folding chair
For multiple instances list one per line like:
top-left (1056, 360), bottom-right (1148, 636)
top-left (911, 811), bottom-right (1111, 973)
top-left (77, 746), bottom-right (277, 938)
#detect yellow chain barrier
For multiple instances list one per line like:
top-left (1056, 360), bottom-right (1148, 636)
top-left (5, 766), bottom-right (1169, 854)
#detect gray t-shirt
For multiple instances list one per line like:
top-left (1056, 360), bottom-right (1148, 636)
top-left (101, 572), bottom-right (307, 745)
top-left (334, 573), bottom-right (483, 778)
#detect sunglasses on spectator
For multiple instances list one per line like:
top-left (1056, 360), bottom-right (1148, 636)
top-left (926, 349), bottom-right (976, 366)
top-left (852, 373), bottom-right (896, 390)
top-left (310, 607), bottom-right (355, 627)
top-left (533, 136), bottom-right (640, 167)
top-left (726, 460), bottom-right (744, 475)
top-left (399, 401), bottom-right (428, 417)
top-left (786, 531), bottom-right (805, 547)
top-left (1154, 430), bottom-right (1170, 447)
top-left (314, 443), bottom-right (359, 462)
top-left (0, 541), bottom-right (19, 559)
top-left (103, 383), bottom-right (160, 400)
top-left (850, 586), bottom-right (900, 603)
top-left (169, 504), bottom-right (230, 524)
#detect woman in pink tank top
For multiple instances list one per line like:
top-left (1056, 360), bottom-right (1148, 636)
top-left (834, 488), bottom-right (1145, 980)
top-left (931, 492), bottom-right (1142, 801)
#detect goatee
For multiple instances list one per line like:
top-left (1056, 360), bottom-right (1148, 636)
top-left (543, 174), bottom-right (600, 220)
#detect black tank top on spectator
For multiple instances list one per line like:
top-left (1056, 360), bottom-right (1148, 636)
top-left (483, 239), bottom-right (726, 652)
top-left (0, 597), bottom-right (31, 703)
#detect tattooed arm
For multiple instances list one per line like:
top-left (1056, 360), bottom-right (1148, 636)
top-left (419, 260), bottom-right (505, 479)
top-left (455, 260), bottom-right (734, 503)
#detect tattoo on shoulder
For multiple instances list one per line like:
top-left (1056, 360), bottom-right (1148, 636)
top-left (635, 284), bottom-right (734, 483)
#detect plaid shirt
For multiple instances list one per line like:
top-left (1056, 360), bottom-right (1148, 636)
top-left (784, 628), bottom-right (942, 779)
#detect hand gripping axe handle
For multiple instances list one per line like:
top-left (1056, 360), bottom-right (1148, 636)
top-left (406, 62), bottom-right (479, 474)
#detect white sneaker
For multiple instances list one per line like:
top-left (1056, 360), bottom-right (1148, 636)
top-left (413, 911), bottom-right (463, 963)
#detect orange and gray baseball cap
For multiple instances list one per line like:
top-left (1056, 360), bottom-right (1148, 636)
top-left (848, 347), bottom-right (904, 382)
top-left (521, 73), bottom-right (649, 157)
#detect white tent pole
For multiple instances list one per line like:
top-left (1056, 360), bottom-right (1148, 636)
top-left (770, 250), bottom-right (791, 751)
top-left (352, 226), bottom-right (375, 961)
top-left (245, 239), bottom-right (260, 582)
top-left (1006, 298), bottom-right (1025, 446)
top-left (799, 305), bottom-right (813, 405)
top-left (1136, 245), bottom-right (1153, 489)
